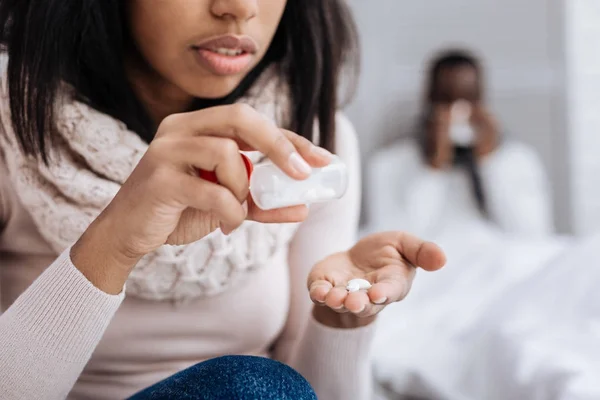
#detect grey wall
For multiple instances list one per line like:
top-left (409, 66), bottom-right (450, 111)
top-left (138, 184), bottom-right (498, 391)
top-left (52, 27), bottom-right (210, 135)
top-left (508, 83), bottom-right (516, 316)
top-left (346, 0), bottom-right (571, 232)
top-left (565, 0), bottom-right (600, 235)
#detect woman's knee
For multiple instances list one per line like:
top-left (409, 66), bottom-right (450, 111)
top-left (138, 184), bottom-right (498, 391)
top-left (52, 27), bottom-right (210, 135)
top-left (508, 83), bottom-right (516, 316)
top-left (129, 355), bottom-right (316, 400)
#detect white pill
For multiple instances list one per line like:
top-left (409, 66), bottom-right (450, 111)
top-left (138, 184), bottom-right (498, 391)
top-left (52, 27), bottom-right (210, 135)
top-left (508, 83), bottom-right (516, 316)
top-left (346, 278), bottom-right (372, 292)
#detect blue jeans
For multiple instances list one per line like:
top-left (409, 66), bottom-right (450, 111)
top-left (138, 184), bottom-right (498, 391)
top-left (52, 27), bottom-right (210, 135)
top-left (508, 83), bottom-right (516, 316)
top-left (128, 355), bottom-right (317, 400)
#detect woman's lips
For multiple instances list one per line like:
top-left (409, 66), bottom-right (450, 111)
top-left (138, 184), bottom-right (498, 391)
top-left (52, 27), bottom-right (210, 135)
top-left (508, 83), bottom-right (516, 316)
top-left (192, 34), bottom-right (257, 76)
top-left (194, 49), bottom-right (253, 75)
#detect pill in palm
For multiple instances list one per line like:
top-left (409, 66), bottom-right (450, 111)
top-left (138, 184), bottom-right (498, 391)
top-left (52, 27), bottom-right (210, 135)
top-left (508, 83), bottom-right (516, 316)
top-left (346, 278), bottom-right (372, 293)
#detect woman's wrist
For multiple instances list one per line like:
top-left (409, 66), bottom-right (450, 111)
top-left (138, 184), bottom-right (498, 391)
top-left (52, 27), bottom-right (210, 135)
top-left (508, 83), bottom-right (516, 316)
top-left (312, 305), bottom-right (376, 329)
top-left (71, 211), bottom-right (140, 295)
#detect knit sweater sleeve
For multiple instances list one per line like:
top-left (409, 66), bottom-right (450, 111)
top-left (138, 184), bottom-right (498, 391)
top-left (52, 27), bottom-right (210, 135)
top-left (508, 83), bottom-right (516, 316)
top-left (0, 250), bottom-right (124, 400)
top-left (272, 113), bottom-right (376, 400)
top-left (0, 50), bottom-right (125, 399)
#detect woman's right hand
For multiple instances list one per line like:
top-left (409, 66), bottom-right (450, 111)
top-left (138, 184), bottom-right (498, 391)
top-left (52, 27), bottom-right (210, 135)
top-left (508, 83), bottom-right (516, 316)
top-left (71, 104), bottom-right (331, 294)
top-left (426, 104), bottom-right (453, 169)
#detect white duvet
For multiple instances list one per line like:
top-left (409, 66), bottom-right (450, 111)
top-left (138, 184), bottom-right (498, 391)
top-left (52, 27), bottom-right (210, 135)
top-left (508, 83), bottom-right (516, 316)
top-left (368, 221), bottom-right (600, 400)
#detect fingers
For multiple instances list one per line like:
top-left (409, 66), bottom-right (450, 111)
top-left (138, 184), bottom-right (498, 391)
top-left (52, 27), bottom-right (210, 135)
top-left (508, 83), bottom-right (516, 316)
top-left (315, 284), bottom-right (384, 316)
top-left (344, 290), bottom-right (371, 314)
top-left (156, 104), bottom-right (331, 180)
top-left (151, 136), bottom-right (249, 202)
top-left (281, 129), bottom-right (332, 168)
top-left (367, 281), bottom-right (397, 305)
top-left (306, 232), bottom-right (446, 319)
top-left (308, 270), bottom-right (355, 312)
top-left (367, 271), bottom-right (414, 305)
top-left (309, 280), bottom-right (333, 305)
top-left (169, 173), bottom-right (246, 230)
top-left (309, 279), bottom-right (382, 316)
top-left (147, 131), bottom-right (321, 229)
top-left (308, 265), bottom-right (419, 317)
top-left (325, 286), bottom-right (350, 311)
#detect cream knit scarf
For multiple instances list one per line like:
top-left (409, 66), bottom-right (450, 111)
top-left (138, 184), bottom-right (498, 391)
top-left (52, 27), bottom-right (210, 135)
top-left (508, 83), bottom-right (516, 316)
top-left (0, 57), bottom-right (299, 301)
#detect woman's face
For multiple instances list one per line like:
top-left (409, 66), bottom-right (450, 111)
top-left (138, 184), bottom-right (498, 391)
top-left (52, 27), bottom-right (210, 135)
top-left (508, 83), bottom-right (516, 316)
top-left (127, 0), bottom-right (287, 100)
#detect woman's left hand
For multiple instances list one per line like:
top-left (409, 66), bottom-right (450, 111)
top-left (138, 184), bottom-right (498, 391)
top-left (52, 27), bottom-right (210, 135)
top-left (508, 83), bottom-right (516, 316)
top-left (307, 232), bottom-right (446, 328)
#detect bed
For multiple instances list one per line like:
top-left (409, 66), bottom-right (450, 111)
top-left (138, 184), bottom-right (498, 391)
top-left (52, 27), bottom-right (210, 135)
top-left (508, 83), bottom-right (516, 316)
top-left (363, 220), bottom-right (600, 400)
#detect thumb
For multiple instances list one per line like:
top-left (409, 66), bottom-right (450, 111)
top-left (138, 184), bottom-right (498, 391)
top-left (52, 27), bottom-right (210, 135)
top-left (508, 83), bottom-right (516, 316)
top-left (246, 194), bottom-right (308, 223)
top-left (390, 232), bottom-right (447, 271)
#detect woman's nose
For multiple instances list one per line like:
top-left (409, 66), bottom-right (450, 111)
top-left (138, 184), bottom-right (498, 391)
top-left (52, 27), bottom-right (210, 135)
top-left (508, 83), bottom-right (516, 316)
top-left (210, 0), bottom-right (258, 22)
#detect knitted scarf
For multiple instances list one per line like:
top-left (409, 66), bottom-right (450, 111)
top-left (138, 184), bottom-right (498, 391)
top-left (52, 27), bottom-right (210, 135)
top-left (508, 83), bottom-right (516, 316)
top-left (0, 58), bottom-right (299, 301)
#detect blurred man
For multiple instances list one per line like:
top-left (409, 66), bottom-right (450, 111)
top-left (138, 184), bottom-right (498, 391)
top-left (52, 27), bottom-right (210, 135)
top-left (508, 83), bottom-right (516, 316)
top-left (366, 49), bottom-right (553, 238)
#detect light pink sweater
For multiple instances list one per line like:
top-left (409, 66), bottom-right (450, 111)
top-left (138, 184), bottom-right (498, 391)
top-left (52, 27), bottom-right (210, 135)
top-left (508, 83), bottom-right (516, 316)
top-left (0, 109), bottom-right (374, 399)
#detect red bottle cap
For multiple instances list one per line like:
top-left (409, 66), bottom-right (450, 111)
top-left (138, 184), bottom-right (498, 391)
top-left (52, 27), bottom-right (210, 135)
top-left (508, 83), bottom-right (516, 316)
top-left (197, 153), bottom-right (254, 184)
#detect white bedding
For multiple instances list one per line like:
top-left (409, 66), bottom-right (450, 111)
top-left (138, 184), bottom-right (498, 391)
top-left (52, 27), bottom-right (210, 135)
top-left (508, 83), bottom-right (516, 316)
top-left (366, 220), bottom-right (600, 400)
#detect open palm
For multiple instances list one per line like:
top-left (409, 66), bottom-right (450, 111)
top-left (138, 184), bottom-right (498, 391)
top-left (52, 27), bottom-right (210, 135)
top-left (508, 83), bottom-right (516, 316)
top-left (308, 232), bottom-right (446, 317)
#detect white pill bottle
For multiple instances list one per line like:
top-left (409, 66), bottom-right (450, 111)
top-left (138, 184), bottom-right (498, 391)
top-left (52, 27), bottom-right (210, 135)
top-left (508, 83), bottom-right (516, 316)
top-left (250, 155), bottom-right (348, 210)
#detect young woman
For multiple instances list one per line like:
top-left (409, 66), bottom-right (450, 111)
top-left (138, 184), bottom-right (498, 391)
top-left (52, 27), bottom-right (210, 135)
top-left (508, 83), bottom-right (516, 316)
top-left (367, 50), bottom-right (553, 238)
top-left (0, 1), bottom-right (445, 399)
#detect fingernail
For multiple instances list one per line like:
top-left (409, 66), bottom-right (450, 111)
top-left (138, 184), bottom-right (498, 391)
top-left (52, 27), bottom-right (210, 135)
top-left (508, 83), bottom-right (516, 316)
top-left (289, 152), bottom-right (312, 175)
top-left (373, 297), bottom-right (388, 305)
top-left (332, 305), bottom-right (345, 310)
top-left (355, 304), bottom-right (366, 313)
top-left (241, 200), bottom-right (248, 216)
top-left (311, 146), bottom-right (332, 160)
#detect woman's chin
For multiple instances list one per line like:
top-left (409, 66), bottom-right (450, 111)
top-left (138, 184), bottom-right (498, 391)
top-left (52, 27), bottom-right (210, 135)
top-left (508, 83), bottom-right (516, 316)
top-left (187, 78), bottom-right (245, 100)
